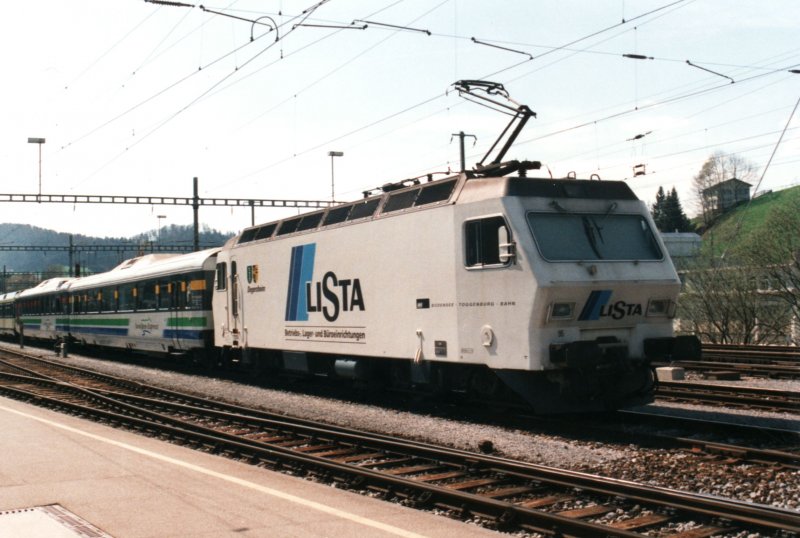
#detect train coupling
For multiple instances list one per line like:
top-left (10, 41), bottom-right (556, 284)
top-left (549, 336), bottom-right (629, 369)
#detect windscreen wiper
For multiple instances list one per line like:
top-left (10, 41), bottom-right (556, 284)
top-left (582, 216), bottom-right (603, 259)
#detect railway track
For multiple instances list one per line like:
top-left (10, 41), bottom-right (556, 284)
top-left (520, 410), bottom-right (800, 470)
top-left (656, 380), bottom-right (800, 413)
top-left (0, 350), bottom-right (798, 537)
top-left (665, 343), bottom-right (800, 379)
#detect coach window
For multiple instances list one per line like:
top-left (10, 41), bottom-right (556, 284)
top-left (101, 286), bottom-right (116, 312)
top-left (215, 262), bottom-right (227, 291)
top-left (138, 280), bottom-right (157, 311)
top-left (119, 283), bottom-right (135, 311)
top-left (187, 272), bottom-right (208, 310)
top-left (465, 216), bottom-right (511, 268)
top-left (158, 281), bottom-right (174, 310)
top-left (86, 290), bottom-right (100, 313)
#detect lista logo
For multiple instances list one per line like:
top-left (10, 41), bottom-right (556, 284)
top-left (285, 244), bottom-right (365, 322)
top-left (578, 290), bottom-right (643, 321)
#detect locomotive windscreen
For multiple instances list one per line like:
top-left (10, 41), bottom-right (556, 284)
top-left (527, 212), bottom-right (662, 261)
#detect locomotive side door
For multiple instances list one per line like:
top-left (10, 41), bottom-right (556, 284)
top-left (229, 258), bottom-right (243, 344)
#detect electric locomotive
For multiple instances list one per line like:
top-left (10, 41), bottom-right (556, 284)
top-left (213, 168), bottom-right (696, 412)
top-left (209, 81), bottom-right (698, 413)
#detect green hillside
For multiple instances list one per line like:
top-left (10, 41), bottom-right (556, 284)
top-left (699, 185), bottom-right (800, 259)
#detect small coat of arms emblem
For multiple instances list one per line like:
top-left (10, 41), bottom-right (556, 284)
top-left (247, 264), bottom-right (259, 284)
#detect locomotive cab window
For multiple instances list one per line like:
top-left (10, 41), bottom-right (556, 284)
top-left (527, 211), bottom-right (662, 261)
top-left (465, 216), bottom-right (512, 268)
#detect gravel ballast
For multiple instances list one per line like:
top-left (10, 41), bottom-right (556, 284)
top-left (2, 341), bottom-right (798, 515)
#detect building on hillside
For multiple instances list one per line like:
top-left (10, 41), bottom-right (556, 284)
top-left (702, 178), bottom-right (752, 214)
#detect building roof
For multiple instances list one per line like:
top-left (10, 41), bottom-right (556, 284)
top-left (702, 178), bottom-right (752, 195)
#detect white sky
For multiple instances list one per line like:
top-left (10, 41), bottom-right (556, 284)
top-left (1, 0), bottom-right (798, 239)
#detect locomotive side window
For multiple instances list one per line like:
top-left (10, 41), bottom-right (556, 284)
top-left (277, 217), bottom-right (302, 236)
top-left (323, 204), bottom-right (352, 225)
top-left (297, 211), bottom-right (324, 231)
top-left (414, 179), bottom-right (457, 207)
top-left (348, 199), bottom-right (380, 220)
top-left (216, 263), bottom-right (227, 291)
top-left (254, 223), bottom-right (277, 240)
top-left (527, 212), bottom-right (663, 261)
top-left (237, 228), bottom-right (258, 244)
top-left (465, 216), bottom-right (510, 268)
top-left (382, 188), bottom-right (420, 213)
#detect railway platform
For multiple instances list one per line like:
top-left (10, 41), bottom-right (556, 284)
top-left (0, 396), bottom-right (496, 538)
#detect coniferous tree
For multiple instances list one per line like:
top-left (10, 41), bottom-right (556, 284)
top-left (651, 186), bottom-right (668, 231)
top-left (651, 186), bottom-right (694, 232)
top-left (665, 187), bottom-right (694, 232)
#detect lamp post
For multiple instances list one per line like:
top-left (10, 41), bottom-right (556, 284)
top-left (327, 151), bottom-right (343, 202)
top-left (157, 215), bottom-right (166, 245)
top-left (27, 137), bottom-right (45, 202)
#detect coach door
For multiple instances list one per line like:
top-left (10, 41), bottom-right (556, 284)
top-left (169, 278), bottom-right (185, 351)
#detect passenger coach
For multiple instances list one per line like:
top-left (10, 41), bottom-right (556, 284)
top-left (67, 249), bottom-right (218, 358)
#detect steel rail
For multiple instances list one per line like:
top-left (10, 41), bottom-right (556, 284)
top-left (657, 381), bottom-right (800, 412)
top-left (0, 375), bottom-right (642, 537)
top-left (0, 364), bottom-right (797, 535)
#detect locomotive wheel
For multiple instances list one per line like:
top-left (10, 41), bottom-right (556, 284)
top-left (469, 368), bottom-right (501, 398)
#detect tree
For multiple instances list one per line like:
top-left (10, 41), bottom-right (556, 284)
top-left (651, 186), bottom-right (694, 232)
top-left (738, 190), bottom-right (800, 342)
top-left (692, 151), bottom-right (758, 225)
top-left (663, 187), bottom-right (694, 233)
top-left (651, 186), bottom-right (667, 230)
top-left (677, 257), bottom-right (790, 345)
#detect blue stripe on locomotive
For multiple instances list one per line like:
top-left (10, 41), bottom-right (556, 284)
top-left (578, 290), bottom-right (613, 321)
top-left (285, 243), bottom-right (316, 322)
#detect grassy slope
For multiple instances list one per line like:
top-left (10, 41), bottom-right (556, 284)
top-left (699, 185), bottom-right (800, 258)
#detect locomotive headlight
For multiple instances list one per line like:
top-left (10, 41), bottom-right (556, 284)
top-left (647, 298), bottom-right (675, 317)
top-left (549, 302), bottom-right (575, 321)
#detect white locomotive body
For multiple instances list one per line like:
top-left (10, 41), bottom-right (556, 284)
top-left (214, 173), bottom-right (696, 412)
